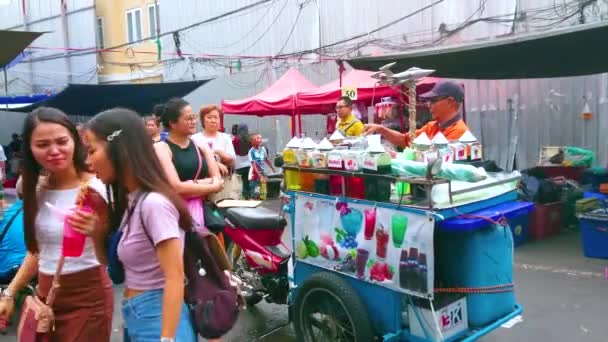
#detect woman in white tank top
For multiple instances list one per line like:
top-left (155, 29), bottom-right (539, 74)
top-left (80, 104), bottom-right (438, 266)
top-left (0, 107), bottom-right (113, 342)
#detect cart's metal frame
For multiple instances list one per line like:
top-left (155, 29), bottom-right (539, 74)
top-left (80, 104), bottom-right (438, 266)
top-left (282, 165), bottom-right (521, 210)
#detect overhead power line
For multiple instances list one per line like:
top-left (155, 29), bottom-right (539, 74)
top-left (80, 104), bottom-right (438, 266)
top-left (25, 0), bottom-right (276, 63)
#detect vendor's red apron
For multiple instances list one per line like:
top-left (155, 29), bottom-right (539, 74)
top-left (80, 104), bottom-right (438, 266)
top-left (37, 265), bottom-right (113, 342)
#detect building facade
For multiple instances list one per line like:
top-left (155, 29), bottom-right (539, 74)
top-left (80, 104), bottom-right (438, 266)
top-left (95, 0), bottom-right (162, 83)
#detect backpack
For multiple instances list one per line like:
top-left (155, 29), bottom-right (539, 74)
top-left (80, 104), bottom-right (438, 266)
top-left (184, 227), bottom-right (239, 339)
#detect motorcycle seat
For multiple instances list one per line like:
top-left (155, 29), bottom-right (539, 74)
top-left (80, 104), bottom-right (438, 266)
top-left (225, 207), bottom-right (286, 230)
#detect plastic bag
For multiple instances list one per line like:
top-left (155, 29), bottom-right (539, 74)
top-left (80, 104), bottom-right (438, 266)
top-left (391, 159), bottom-right (428, 177)
top-left (438, 163), bottom-right (488, 182)
top-left (563, 147), bottom-right (595, 167)
top-left (391, 159), bottom-right (488, 182)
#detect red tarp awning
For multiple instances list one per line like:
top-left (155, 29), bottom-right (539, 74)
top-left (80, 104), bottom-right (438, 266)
top-left (297, 69), bottom-right (440, 113)
top-left (221, 68), bottom-right (319, 116)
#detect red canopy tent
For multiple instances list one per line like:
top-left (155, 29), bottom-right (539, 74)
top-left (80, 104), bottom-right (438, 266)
top-left (297, 69), bottom-right (441, 114)
top-left (221, 68), bottom-right (320, 135)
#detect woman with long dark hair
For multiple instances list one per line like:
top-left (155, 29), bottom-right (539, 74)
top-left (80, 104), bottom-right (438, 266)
top-left (154, 98), bottom-right (223, 199)
top-left (233, 124), bottom-right (252, 199)
top-left (85, 108), bottom-right (196, 341)
top-left (0, 107), bottom-right (112, 341)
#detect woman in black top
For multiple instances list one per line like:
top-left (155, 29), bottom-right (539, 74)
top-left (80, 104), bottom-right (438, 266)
top-left (154, 98), bottom-right (223, 198)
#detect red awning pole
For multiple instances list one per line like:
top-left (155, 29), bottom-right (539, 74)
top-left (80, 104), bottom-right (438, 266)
top-left (220, 110), bottom-right (225, 132)
top-left (291, 113), bottom-right (296, 137)
top-left (337, 60), bottom-right (346, 87)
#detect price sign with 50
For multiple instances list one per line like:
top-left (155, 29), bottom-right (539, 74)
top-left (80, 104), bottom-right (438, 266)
top-left (341, 86), bottom-right (358, 100)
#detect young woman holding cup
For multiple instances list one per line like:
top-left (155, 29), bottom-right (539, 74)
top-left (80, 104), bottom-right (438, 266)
top-left (0, 107), bottom-right (112, 341)
top-left (85, 108), bottom-right (197, 342)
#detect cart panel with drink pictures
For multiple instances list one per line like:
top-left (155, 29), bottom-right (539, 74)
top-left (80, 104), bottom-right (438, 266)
top-left (283, 166), bottom-right (526, 342)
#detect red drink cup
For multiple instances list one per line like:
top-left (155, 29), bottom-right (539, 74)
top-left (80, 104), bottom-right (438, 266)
top-left (62, 206), bottom-right (93, 257)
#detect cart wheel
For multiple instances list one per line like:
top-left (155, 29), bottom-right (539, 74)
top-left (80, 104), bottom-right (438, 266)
top-left (293, 272), bottom-right (375, 342)
top-left (226, 242), bottom-right (264, 307)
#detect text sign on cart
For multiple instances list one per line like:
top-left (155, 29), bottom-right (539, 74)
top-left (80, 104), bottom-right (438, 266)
top-left (293, 193), bottom-right (435, 298)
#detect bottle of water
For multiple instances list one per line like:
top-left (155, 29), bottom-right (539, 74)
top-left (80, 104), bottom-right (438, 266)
top-left (259, 179), bottom-right (267, 200)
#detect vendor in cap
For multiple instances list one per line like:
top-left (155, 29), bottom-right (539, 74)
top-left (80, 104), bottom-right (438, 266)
top-left (364, 80), bottom-right (469, 147)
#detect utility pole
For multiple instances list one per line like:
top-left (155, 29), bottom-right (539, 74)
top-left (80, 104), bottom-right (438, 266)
top-left (3, 68), bottom-right (8, 109)
top-left (155, 0), bottom-right (162, 62)
top-left (21, 0), bottom-right (34, 91)
top-left (316, 0), bottom-right (322, 62)
top-left (60, 0), bottom-right (72, 83)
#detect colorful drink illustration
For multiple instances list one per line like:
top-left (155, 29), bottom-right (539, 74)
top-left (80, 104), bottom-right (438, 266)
top-left (337, 203), bottom-right (362, 249)
top-left (364, 209), bottom-right (376, 240)
top-left (370, 225), bottom-right (392, 282)
top-left (340, 207), bottom-right (363, 236)
top-left (391, 214), bottom-right (408, 248)
top-left (355, 248), bottom-right (370, 279)
top-left (370, 261), bottom-right (391, 282)
top-left (406, 247), bottom-right (420, 292)
top-left (418, 253), bottom-right (428, 293)
top-left (399, 249), bottom-right (409, 288)
top-left (375, 227), bottom-right (389, 260)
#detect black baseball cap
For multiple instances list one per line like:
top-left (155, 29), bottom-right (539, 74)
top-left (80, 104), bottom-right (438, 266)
top-left (419, 80), bottom-right (464, 102)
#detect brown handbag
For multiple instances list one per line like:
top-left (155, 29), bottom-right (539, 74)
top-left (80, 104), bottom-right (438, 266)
top-left (17, 180), bottom-right (90, 342)
top-left (16, 258), bottom-right (64, 342)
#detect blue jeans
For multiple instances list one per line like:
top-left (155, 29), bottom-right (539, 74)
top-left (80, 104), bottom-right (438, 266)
top-left (122, 289), bottom-right (196, 342)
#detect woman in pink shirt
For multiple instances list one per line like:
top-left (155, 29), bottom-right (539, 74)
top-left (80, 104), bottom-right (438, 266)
top-left (85, 108), bottom-right (196, 342)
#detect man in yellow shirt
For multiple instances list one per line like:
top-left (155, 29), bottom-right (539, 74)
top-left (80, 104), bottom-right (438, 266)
top-left (335, 96), bottom-right (364, 137)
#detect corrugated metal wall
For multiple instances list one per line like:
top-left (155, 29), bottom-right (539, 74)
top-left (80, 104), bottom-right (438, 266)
top-left (464, 74), bottom-right (608, 170)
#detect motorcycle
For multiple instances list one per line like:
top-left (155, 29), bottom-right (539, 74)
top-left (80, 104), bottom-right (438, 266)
top-left (221, 201), bottom-right (291, 306)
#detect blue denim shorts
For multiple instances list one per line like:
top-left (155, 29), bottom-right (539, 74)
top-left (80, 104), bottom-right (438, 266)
top-left (122, 289), bottom-right (196, 342)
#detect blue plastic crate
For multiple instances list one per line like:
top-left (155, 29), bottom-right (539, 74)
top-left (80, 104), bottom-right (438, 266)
top-left (583, 192), bottom-right (607, 201)
top-left (436, 201), bottom-right (533, 327)
top-left (438, 201), bottom-right (534, 232)
top-left (579, 211), bottom-right (608, 259)
top-left (438, 201), bottom-right (534, 247)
